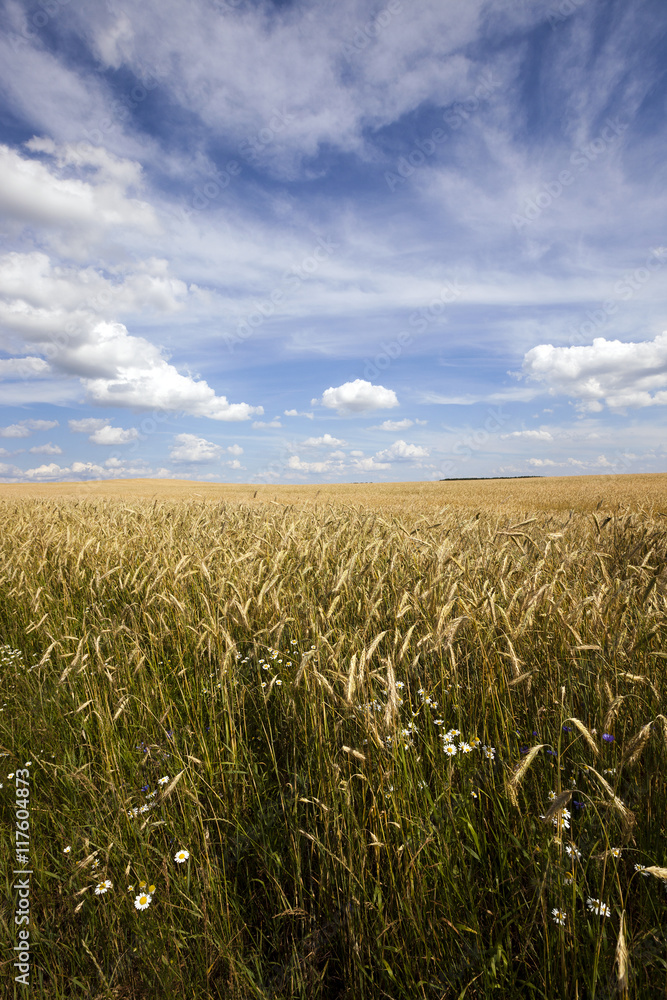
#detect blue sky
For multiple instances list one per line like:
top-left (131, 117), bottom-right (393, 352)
top-left (0, 0), bottom-right (666, 484)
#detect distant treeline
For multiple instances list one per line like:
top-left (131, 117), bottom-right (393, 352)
top-left (438, 476), bottom-right (544, 481)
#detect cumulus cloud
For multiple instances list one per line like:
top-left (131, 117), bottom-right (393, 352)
top-left (169, 433), bottom-right (222, 463)
top-left (522, 332), bottom-right (667, 412)
top-left (0, 252), bottom-right (261, 422)
top-left (374, 439), bottom-right (430, 462)
top-left (312, 379), bottom-right (399, 415)
top-left (0, 356), bottom-right (51, 378)
top-left (372, 418), bottom-right (427, 430)
top-left (284, 409), bottom-right (314, 419)
top-left (29, 442), bottom-right (62, 455)
top-left (69, 418), bottom-right (109, 433)
top-left (502, 429), bottom-right (553, 441)
top-left (89, 424), bottom-right (139, 445)
top-left (0, 418), bottom-right (58, 437)
top-left (301, 433), bottom-right (347, 448)
top-left (0, 141), bottom-right (158, 254)
top-left (252, 419), bottom-right (282, 428)
top-left (226, 443), bottom-right (243, 455)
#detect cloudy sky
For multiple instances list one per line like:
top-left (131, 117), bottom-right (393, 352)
top-left (0, 0), bottom-right (665, 484)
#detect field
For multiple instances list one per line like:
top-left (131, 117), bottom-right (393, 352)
top-left (1, 474), bottom-right (666, 999)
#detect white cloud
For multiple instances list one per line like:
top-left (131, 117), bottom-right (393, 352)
top-left (522, 332), bottom-right (667, 412)
top-left (0, 142), bottom-right (158, 254)
top-left (29, 443), bottom-right (62, 455)
top-left (0, 356), bottom-right (51, 378)
top-left (502, 429), bottom-right (553, 441)
top-left (0, 418), bottom-right (58, 437)
top-left (313, 379), bottom-right (399, 415)
top-left (169, 433), bottom-right (222, 463)
top-left (89, 424), bottom-right (139, 445)
top-left (372, 418), bottom-right (422, 430)
top-left (69, 418), bottom-right (109, 433)
top-left (374, 439), bottom-right (430, 462)
top-left (22, 461), bottom-right (108, 481)
top-left (252, 419), bottom-right (282, 428)
top-left (0, 251), bottom-right (261, 422)
top-left (284, 409), bottom-right (314, 419)
top-left (301, 433), bottom-right (347, 448)
top-left (527, 458), bottom-right (559, 467)
top-left (226, 443), bottom-right (243, 455)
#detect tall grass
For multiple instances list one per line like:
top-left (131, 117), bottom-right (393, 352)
top-left (1, 497), bottom-right (666, 999)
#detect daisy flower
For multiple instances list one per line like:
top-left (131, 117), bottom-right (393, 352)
top-left (548, 790), bottom-right (557, 801)
top-left (174, 850), bottom-right (190, 864)
top-left (63, 846), bottom-right (71, 854)
top-left (128, 885), bottom-right (135, 892)
top-left (565, 844), bottom-right (582, 860)
top-left (443, 744), bottom-right (457, 757)
top-left (611, 847), bottom-right (622, 858)
top-left (470, 737), bottom-right (481, 747)
top-left (586, 898), bottom-right (611, 917)
top-left (551, 907), bottom-right (567, 926)
top-left (635, 864), bottom-right (650, 877)
top-left (95, 880), bottom-right (112, 895)
top-left (275, 679), bottom-right (282, 686)
top-left (483, 746), bottom-right (496, 760)
top-left (157, 776), bottom-right (169, 786)
top-left (459, 742), bottom-right (473, 754)
top-left (134, 893), bottom-right (152, 910)
top-left (449, 729), bottom-right (461, 737)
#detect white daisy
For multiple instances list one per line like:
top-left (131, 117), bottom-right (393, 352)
top-left (551, 907), bottom-right (566, 925)
top-left (174, 850), bottom-right (190, 863)
top-left (157, 776), bottom-right (169, 785)
top-left (95, 880), bottom-right (112, 895)
top-left (134, 893), bottom-right (152, 910)
top-left (444, 744), bottom-right (457, 757)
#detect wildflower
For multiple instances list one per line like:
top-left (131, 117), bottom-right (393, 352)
top-left (552, 907), bottom-right (567, 926)
top-left (602, 734), bottom-right (615, 743)
top-left (174, 850), bottom-right (190, 864)
top-left (586, 897), bottom-right (611, 917)
top-left (139, 881), bottom-right (147, 888)
top-left (564, 874), bottom-right (574, 885)
top-left (471, 790), bottom-right (478, 799)
top-left (261, 682), bottom-right (267, 688)
top-left (275, 679), bottom-right (282, 686)
top-left (148, 884), bottom-right (156, 893)
top-left (562, 725), bottom-right (572, 733)
top-left (95, 880), bottom-right (112, 895)
top-left (128, 885), bottom-right (134, 892)
top-left (444, 744), bottom-right (457, 757)
top-left (8, 773), bottom-right (14, 779)
top-left (548, 790), bottom-right (557, 801)
top-left (63, 846), bottom-right (71, 854)
top-left (459, 742), bottom-right (473, 754)
top-left (141, 785), bottom-right (149, 793)
top-left (139, 804), bottom-right (149, 813)
top-left (611, 847), bottom-right (622, 858)
top-left (396, 681), bottom-right (405, 689)
top-left (470, 737), bottom-right (481, 747)
top-left (158, 776), bottom-right (169, 786)
top-left (449, 729), bottom-right (461, 737)
top-left (134, 893), bottom-right (152, 910)
top-left (566, 844), bottom-right (582, 860)
top-left (483, 746), bottom-right (496, 760)
top-left (290, 640), bottom-right (297, 645)
top-left (635, 864), bottom-right (650, 877)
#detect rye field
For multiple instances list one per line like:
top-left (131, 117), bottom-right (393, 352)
top-left (1, 474), bottom-right (666, 999)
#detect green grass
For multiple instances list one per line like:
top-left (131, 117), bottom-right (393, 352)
top-left (1, 496), bottom-right (666, 999)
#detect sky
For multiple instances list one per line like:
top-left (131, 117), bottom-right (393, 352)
top-left (0, 0), bottom-right (666, 485)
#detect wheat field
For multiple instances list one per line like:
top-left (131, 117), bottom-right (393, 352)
top-left (1, 476), bottom-right (666, 998)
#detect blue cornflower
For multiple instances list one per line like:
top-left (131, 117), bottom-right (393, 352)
top-left (602, 733), bottom-right (614, 743)
top-left (141, 785), bottom-right (149, 793)
top-left (562, 725), bottom-right (572, 733)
